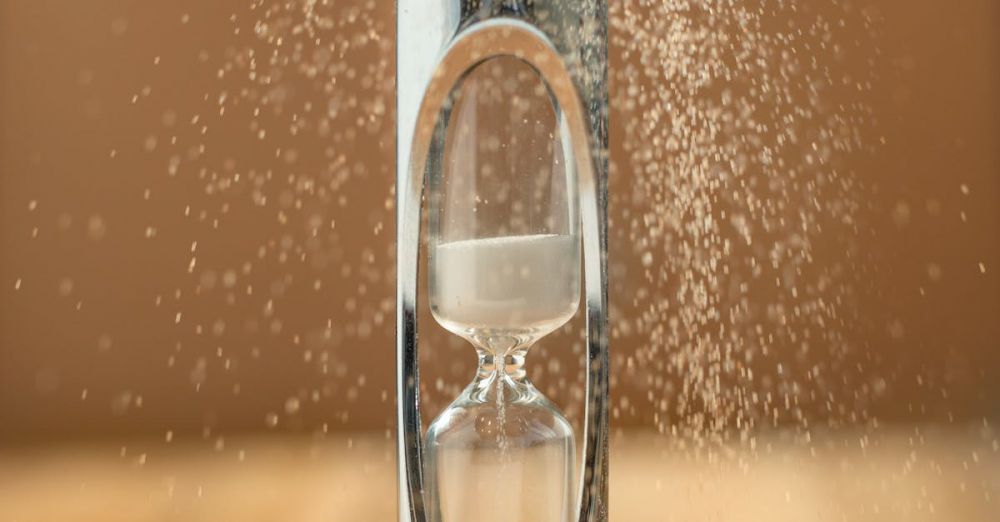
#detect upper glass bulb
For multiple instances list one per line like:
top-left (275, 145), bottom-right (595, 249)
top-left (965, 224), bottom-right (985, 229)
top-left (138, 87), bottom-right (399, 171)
top-left (428, 55), bottom-right (580, 355)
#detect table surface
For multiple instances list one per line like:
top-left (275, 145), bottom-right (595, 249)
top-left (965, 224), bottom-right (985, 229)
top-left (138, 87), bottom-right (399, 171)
top-left (0, 429), bottom-right (997, 521)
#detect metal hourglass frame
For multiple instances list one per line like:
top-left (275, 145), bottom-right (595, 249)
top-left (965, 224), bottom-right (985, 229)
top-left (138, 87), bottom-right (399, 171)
top-left (395, 1), bottom-right (609, 521)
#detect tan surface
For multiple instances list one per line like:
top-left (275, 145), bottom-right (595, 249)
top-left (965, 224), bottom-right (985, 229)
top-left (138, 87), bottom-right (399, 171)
top-left (1, 430), bottom-right (997, 522)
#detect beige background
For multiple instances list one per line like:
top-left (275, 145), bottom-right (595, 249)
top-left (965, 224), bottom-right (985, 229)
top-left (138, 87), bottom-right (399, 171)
top-left (0, 0), bottom-right (998, 446)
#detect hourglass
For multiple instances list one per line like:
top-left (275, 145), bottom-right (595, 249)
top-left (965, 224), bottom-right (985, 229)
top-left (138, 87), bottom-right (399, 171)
top-left (396, 2), bottom-right (609, 522)
top-left (424, 56), bottom-right (580, 521)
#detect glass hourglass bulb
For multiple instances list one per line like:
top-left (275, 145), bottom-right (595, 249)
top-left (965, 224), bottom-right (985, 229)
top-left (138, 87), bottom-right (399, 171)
top-left (425, 55), bottom-right (579, 522)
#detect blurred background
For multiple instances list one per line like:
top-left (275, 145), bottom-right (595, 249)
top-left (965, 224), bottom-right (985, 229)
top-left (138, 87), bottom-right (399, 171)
top-left (0, 0), bottom-right (998, 520)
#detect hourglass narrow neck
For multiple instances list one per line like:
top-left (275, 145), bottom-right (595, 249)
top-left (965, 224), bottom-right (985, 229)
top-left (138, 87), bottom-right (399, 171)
top-left (467, 346), bottom-right (537, 403)
top-left (462, 0), bottom-right (532, 20)
top-left (476, 348), bottom-right (527, 381)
